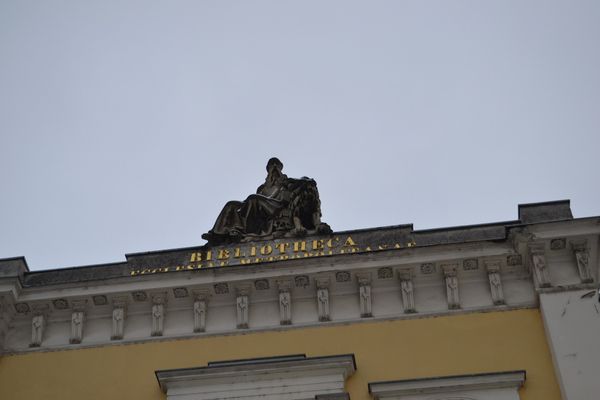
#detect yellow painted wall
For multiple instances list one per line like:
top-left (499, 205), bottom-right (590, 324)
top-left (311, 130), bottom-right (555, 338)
top-left (0, 308), bottom-right (560, 400)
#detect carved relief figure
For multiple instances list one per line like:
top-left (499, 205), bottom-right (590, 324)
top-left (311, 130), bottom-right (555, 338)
top-left (575, 249), bottom-right (593, 283)
top-left (443, 266), bottom-right (460, 309)
top-left (359, 284), bottom-right (372, 318)
top-left (111, 307), bottom-right (125, 340)
top-left (30, 314), bottom-right (44, 347)
top-left (531, 252), bottom-right (551, 288)
top-left (317, 288), bottom-right (330, 322)
top-left (400, 278), bottom-right (416, 313)
top-left (151, 303), bottom-right (164, 336)
top-left (279, 291), bottom-right (292, 325)
top-left (488, 269), bottom-right (505, 305)
top-left (70, 311), bottom-right (84, 344)
top-left (202, 158), bottom-right (332, 245)
top-left (236, 295), bottom-right (249, 329)
top-left (193, 300), bottom-right (207, 333)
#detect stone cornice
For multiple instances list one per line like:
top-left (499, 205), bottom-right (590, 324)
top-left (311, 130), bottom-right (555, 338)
top-left (368, 370), bottom-right (526, 398)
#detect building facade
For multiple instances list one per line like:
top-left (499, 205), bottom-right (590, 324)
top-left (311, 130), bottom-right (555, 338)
top-left (0, 199), bottom-right (598, 400)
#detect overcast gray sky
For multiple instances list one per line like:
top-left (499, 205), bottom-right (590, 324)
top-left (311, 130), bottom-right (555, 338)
top-left (1, 1), bottom-right (599, 271)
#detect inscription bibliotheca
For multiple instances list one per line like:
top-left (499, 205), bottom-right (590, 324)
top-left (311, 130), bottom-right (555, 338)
top-left (129, 235), bottom-right (417, 277)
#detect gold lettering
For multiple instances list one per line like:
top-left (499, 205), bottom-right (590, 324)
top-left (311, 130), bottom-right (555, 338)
top-left (326, 238), bottom-right (335, 248)
top-left (190, 252), bottom-right (203, 262)
top-left (130, 270), bottom-right (140, 276)
top-left (250, 246), bottom-right (257, 256)
top-left (293, 241), bottom-right (307, 252)
top-left (234, 247), bottom-right (244, 258)
top-left (140, 268), bottom-right (152, 275)
top-left (278, 255), bottom-right (289, 261)
top-left (218, 249), bottom-right (230, 260)
top-left (260, 245), bottom-right (273, 255)
top-left (365, 246), bottom-right (372, 252)
top-left (378, 244), bottom-right (388, 250)
top-left (342, 236), bottom-right (357, 247)
top-left (220, 260), bottom-right (229, 266)
top-left (205, 250), bottom-right (212, 261)
top-left (312, 239), bottom-right (324, 251)
top-left (240, 258), bottom-right (253, 265)
top-left (407, 239), bottom-right (416, 248)
top-left (394, 243), bottom-right (402, 249)
top-left (276, 242), bottom-right (289, 254)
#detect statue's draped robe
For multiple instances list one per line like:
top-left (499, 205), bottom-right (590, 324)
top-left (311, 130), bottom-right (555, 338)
top-left (208, 176), bottom-right (316, 240)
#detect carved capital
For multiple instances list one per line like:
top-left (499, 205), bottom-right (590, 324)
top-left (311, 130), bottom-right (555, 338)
top-left (150, 292), bottom-right (168, 305)
top-left (484, 258), bottom-right (503, 273)
top-left (528, 242), bottom-right (546, 255)
top-left (235, 284), bottom-right (252, 297)
top-left (570, 239), bottom-right (588, 253)
top-left (397, 268), bottom-right (413, 281)
top-left (31, 303), bottom-right (50, 316)
top-left (355, 272), bottom-right (371, 287)
top-left (71, 299), bottom-right (88, 312)
top-left (192, 289), bottom-right (211, 302)
top-left (112, 295), bottom-right (129, 309)
top-left (276, 279), bottom-right (293, 293)
top-left (315, 275), bottom-right (331, 289)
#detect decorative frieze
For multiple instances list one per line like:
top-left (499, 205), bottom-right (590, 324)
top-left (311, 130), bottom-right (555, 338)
top-left (377, 267), bottom-right (393, 279)
top-left (485, 259), bottom-right (505, 305)
top-left (151, 293), bottom-right (167, 337)
top-left (420, 263), bottom-right (435, 274)
top-left (528, 243), bottom-right (551, 288)
top-left (173, 287), bottom-right (189, 298)
top-left (335, 271), bottom-right (351, 283)
top-left (14, 302), bottom-right (30, 314)
top-left (571, 240), bottom-right (593, 283)
top-left (295, 275), bottom-right (310, 288)
top-left (550, 238), bottom-right (566, 250)
top-left (398, 269), bottom-right (416, 313)
top-left (356, 272), bottom-right (372, 318)
top-left (316, 277), bottom-right (331, 322)
top-left (53, 298), bottom-right (69, 310)
top-left (132, 291), bottom-right (148, 302)
top-left (254, 279), bottom-right (270, 290)
top-left (441, 264), bottom-right (460, 309)
top-left (92, 295), bottom-right (108, 306)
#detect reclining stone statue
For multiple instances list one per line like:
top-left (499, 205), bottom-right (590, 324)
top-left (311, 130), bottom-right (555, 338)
top-left (202, 158), bottom-right (332, 245)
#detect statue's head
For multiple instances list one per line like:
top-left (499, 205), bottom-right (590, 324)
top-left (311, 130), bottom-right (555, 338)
top-left (266, 157), bottom-right (283, 173)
